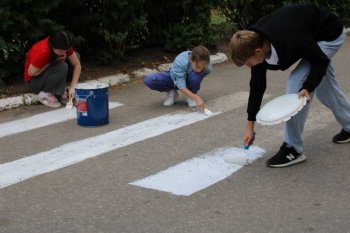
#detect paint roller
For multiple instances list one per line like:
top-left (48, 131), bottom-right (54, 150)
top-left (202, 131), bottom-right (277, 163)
top-left (224, 132), bottom-right (256, 166)
top-left (223, 149), bottom-right (251, 166)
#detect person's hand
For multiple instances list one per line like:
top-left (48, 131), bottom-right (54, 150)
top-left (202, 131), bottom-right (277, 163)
top-left (68, 88), bottom-right (75, 99)
top-left (243, 121), bottom-right (255, 147)
top-left (194, 95), bottom-right (204, 109)
top-left (299, 89), bottom-right (311, 102)
top-left (243, 130), bottom-right (255, 148)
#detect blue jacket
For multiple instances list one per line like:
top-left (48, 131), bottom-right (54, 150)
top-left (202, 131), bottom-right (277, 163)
top-left (170, 51), bottom-right (212, 89)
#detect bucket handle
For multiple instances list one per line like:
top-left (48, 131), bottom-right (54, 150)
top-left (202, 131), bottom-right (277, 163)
top-left (84, 91), bottom-right (94, 100)
top-left (77, 90), bottom-right (102, 101)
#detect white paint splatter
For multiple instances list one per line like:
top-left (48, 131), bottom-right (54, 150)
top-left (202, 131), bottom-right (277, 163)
top-left (130, 146), bottom-right (265, 196)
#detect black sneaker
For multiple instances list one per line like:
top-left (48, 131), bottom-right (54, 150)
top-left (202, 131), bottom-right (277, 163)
top-left (332, 129), bottom-right (350, 144)
top-left (266, 142), bottom-right (306, 168)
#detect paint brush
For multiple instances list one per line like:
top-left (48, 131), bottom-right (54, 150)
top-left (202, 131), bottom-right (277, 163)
top-left (203, 107), bottom-right (213, 116)
top-left (65, 97), bottom-right (73, 110)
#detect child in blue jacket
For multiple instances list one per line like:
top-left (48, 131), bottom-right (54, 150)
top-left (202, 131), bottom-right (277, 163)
top-left (144, 45), bottom-right (212, 109)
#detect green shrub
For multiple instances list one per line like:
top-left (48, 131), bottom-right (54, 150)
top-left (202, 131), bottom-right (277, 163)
top-left (145, 0), bottom-right (219, 52)
top-left (55, 0), bottom-right (148, 65)
top-left (218, 0), bottom-right (350, 29)
top-left (0, 0), bottom-right (64, 84)
top-left (217, 0), bottom-right (281, 29)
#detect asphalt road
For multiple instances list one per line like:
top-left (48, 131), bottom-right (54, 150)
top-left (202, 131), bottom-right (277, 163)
top-left (0, 38), bottom-right (349, 233)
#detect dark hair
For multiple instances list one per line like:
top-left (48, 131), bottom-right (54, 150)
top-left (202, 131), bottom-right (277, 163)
top-left (191, 45), bottom-right (210, 63)
top-left (48, 30), bottom-right (71, 50)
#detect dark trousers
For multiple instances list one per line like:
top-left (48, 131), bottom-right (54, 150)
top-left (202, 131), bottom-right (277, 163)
top-left (28, 61), bottom-right (68, 95)
top-left (27, 52), bottom-right (80, 95)
top-left (144, 70), bottom-right (204, 93)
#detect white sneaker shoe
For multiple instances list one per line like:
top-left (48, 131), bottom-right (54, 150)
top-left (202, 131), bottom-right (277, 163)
top-left (163, 90), bottom-right (178, 106)
top-left (186, 97), bottom-right (197, 107)
top-left (37, 91), bottom-right (62, 108)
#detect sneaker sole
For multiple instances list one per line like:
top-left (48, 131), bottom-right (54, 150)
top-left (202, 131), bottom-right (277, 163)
top-left (38, 99), bottom-right (62, 108)
top-left (267, 154), bottom-right (306, 168)
top-left (333, 138), bottom-right (350, 144)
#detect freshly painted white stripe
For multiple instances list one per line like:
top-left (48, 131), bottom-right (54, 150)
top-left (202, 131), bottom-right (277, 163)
top-left (0, 91), bottom-right (266, 189)
top-left (0, 91), bottom-right (256, 140)
top-left (130, 146), bottom-right (266, 196)
top-left (0, 110), bottom-right (219, 189)
top-left (0, 101), bottom-right (123, 139)
top-left (223, 146), bottom-right (265, 165)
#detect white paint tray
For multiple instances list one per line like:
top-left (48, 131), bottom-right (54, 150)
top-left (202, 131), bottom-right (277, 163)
top-left (256, 94), bottom-right (307, 126)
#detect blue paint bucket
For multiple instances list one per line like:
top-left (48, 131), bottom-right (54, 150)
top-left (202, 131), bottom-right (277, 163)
top-left (75, 82), bottom-right (109, 126)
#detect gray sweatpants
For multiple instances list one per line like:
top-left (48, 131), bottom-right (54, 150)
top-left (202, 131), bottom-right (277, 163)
top-left (27, 52), bottom-right (80, 95)
top-left (284, 29), bottom-right (350, 153)
top-left (28, 61), bottom-right (68, 96)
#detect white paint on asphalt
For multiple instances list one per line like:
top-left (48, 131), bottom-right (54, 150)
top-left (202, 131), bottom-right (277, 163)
top-left (223, 146), bottom-right (265, 165)
top-left (0, 91), bottom-right (267, 189)
top-left (130, 146), bottom-right (266, 196)
top-left (0, 110), bottom-right (219, 189)
top-left (0, 101), bottom-right (123, 139)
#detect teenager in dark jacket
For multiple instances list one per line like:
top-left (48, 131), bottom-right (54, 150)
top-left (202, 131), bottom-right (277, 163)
top-left (229, 4), bottom-right (350, 167)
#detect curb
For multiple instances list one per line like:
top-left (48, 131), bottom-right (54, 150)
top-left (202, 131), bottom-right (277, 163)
top-left (0, 53), bottom-right (228, 111)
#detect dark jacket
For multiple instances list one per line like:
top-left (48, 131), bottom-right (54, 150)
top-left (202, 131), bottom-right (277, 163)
top-left (246, 3), bottom-right (343, 121)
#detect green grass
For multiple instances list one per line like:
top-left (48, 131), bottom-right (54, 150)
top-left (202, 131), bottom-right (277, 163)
top-left (211, 11), bottom-right (226, 24)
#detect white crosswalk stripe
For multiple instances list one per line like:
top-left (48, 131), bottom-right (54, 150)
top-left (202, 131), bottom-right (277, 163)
top-left (130, 146), bottom-right (265, 196)
top-left (0, 92), bottom-right (253, 189)
top-left (0, 110), bottom-right (218, 188)
top-left (0, 92), bottom-right (339, 194)
top-left (0, 101), bottom-right (123, 139)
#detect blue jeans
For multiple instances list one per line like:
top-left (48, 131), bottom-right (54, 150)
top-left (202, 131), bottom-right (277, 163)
top-left (284, 29), bottom-right (350, 153)
top-left (144, 70), bottom-right (204, 93)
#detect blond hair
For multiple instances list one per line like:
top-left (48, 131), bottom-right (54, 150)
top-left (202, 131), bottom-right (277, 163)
top-left (191, 45), bottom-right (210, 63)
top-left (229, 30), bottom-right (263, 66)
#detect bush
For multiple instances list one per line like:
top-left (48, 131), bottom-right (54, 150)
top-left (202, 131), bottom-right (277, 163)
top-left (164, 22), bottom-right (217, 52)
top-left (0, 0), bottom-right (149, 86)
top-left (0, 0), bottom-right (221, 86)
top-left (55, 0), bottom-right (148, 65)
top-left (217, 0), bottom-right (282, 29)
top-left (146, 0), bottom-right (219, 52)
top-left (0, 0), bottom-right (64, 85)
top-left (218, 0), bottom-right (350, 29)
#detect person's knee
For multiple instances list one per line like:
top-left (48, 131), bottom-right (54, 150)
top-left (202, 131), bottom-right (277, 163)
top-left (144, 72), bottom-right (174, 92)
top-left (144, 74), bottom-right (156, 88)
top-left (46, 62), bottom-right (68, 85)
top-left (189, 72), bottom-right (203, 84)
top-left (54, 61), bottom-right (69, 75)
top-left (187, 74), bottom-right (203, 93)
top-left (144, 75), bottom-right (151, 87)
